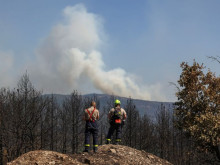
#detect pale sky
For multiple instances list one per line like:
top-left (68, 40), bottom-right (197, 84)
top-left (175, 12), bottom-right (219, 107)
top-left (0, 0), bottom-right (220, 101)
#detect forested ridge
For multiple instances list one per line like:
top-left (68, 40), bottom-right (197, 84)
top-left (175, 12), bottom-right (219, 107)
top-left (0, 69), bottom-right (220, 164)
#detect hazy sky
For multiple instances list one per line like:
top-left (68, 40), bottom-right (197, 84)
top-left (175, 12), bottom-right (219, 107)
top-left (0, 0), bottom-right (220, 101)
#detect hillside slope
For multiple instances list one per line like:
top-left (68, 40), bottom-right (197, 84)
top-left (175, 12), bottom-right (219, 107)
top-left (44, 93), bottom-right (173, 117)
top-left (8, 145), bottom-right (172, 165)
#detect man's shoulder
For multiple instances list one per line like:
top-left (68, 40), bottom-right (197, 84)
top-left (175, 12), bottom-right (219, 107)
top-left (109, 108), bottom-right (115, 112)
top-left (86, 107), bottom-right (95, 111)
top-left (110, 107), bottom-right (125, 111)
top-left (85, 107), bottom-right (99, 113)
top-left (120, 108), bottom-right (126, 113)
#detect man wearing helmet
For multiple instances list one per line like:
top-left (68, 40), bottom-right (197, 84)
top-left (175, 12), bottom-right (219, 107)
top-left (106, 99), bottom-right (127, 144)
top-left (83, 101), bottom-right (99, 153)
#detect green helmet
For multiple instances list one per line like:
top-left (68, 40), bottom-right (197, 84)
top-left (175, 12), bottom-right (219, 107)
top-left (114, 99), bottom-right (121, 105)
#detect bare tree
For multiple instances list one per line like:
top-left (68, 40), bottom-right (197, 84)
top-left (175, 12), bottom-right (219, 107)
top-left (155, 104), bottom-right (172, 160)
top-left (0, 73), bottom-right (47, 161)
top-left (62, 91), bottom-right (83, 153)
top-left (0, 88), bottom-right (6, 165)
top-left (123, 97), bottom-right (139, 147)
top-left (60, 100), bottom-right (69, 153)
top-left (139, 114), bottom-right (155, 152)
top-left (208, 56), bottom-right (220, 63)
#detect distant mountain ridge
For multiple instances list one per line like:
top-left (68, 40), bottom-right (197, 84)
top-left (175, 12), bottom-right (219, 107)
top-left (44, 93), bottom-right (174, 117)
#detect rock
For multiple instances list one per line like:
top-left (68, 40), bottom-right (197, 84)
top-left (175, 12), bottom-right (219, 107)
top-left (110, 149), bottom-right (117, 153)
top-left (49, 160), bottom-right (56, 165)
top-left (147, 154), bottom-right (155, 159)
top-left (84, 158), bottom-right (91, 164)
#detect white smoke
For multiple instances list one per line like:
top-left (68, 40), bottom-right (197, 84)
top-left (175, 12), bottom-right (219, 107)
top-left (29, 4), bottom-right (165, 100)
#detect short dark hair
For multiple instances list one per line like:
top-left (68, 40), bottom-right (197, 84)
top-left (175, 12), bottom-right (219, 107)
top-left (91, 101), bottom-right (96, 107)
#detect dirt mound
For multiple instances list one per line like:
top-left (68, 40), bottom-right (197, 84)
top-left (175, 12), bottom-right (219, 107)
top-left (73, 144), bottom-right (172, 165)
top-left (8, 145), bottom-right (172, 165)
top-left (7, 150), bottom-right (81, 165)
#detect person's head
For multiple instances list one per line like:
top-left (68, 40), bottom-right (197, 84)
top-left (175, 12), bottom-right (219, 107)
top-left (91, 101), bottom-right (96, 108)
top-left (114, 99), bottom-right (121, 108)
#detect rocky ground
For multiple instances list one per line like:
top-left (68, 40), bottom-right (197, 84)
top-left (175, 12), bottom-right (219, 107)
top-left (7, 150), bottom-right (80, 165)
top-left (8, 144), bottom-right (172, 165)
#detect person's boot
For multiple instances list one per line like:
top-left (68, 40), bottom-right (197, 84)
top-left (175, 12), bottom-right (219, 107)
top-left (106, 139), bottom-right (111, 144)
top-left (83, 149), bottom-right (89, 152)
top-left (115, 139), bottom-right (121, 145)
top-left (83, 145), bottom-right (90, 152)
top-left (93, 145), bottom-right (98, 153)
top-left (93, 147), bottom-right (98, 153)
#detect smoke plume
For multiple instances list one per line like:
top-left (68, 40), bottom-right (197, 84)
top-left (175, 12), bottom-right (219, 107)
top-left (29, 4), bottom-right (163, 100)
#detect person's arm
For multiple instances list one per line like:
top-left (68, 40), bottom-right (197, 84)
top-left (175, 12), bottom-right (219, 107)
top-left (108, 109), bottom-right (112, 120)
top-left (97, 111), bottom-right (99, 120)
top-left (123, 110), bottom-right (127, 119)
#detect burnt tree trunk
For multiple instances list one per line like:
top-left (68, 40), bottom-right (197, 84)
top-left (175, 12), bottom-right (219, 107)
top-left (215, 145), bottom-right (220, 161)
top-left (0, 118), bottom-right (2, 165)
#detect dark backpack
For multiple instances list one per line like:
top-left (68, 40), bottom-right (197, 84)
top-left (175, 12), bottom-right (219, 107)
top-left (111, 108), bottom-right (122, 124)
